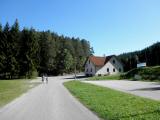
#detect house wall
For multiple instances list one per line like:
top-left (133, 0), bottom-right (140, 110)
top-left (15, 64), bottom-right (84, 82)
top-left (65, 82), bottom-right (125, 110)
top-left (85, 59), bottom-right (96, 76)
top-left (95, 66), bottom-right (102, 72)
top-left (96, 56), bottom-right (123, 75)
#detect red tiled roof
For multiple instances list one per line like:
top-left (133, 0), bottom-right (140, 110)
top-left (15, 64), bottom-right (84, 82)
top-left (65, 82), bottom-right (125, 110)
top-left (89, 55), bottom-right (115, 66)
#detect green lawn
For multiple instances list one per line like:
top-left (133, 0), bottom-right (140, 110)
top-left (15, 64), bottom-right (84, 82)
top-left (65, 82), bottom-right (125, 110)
top-left (64, 81), bottom-right (160, 120)
top-left (0, 79), bottom-right (40, 107)
top-left (88, 74), bottom-right (121, 80)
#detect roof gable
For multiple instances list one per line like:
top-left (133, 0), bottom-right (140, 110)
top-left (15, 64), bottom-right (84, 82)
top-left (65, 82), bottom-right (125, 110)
top-left (88, 55), bottom-right (115, 66)
top-left (89, 56), bottom-right (106, 66)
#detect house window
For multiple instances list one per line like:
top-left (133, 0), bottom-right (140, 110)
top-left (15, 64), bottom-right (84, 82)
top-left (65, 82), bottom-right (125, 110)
top-left (113, 68), bottom-right (115, 72)
top-left (89, 60), bottom-right (90, 64)
top-left (91, 68), bottom-right (92, 72)
top-left (113, 60), bottom-right (115, 64)
top-left (86, 69), bottom-right (88, 72)
top-left (119, 68), bottom-right (121, 72)
top-left (107, 68), bottom-right (109, 72)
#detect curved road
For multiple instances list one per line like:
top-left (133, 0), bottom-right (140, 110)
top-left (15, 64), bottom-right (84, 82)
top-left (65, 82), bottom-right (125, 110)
top-left (0, 76), bottom-right (99, 120)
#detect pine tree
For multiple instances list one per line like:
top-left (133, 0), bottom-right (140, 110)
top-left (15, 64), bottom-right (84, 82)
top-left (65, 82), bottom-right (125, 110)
top-left (3, 22), bottom-right (11, 78)
top-left (0, 20), bottom-right (93, 78)
top-left (19, 28), bottom-right (39, 78)
top-left (64, 49), bottom-right (74, 73)
top-left (38, 31), bottom-right (56, 75)
top-left (0, 23), bottom-right (4, 77)
top-left (81, 39), bottom-right (91, 57)
top-left (9, 19), bottom-right (20, 78)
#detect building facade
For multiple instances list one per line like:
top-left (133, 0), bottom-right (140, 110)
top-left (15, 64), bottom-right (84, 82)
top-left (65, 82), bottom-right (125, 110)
top-left (84, 55), bottom-right (123, 76)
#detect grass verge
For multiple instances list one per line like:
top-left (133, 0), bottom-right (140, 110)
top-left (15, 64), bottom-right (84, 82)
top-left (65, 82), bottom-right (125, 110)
top-left (88, 74), bottom-right (121, 81)
top-left (64, 81), bottom-right (160, 120)
top-left (0, 79), bottom-right (40, 107)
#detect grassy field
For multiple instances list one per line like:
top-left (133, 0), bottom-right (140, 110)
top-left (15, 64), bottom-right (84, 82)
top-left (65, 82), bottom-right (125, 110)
top-left (0, 79), bottom-right (40, 107)
top-left (87, 74), bottom-right (121, 80)
top-left (64, 81), bottom-right (160, 120)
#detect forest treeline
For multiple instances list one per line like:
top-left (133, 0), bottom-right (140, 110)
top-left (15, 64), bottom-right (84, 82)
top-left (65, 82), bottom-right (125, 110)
top-left (118, 42), bottom-right (160, 72)
top-left (0, 20), bottom-right (93, 79)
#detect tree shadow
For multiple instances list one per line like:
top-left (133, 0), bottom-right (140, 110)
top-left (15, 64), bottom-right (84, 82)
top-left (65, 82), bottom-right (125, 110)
top-left (130, 87), bottom-right (160, 91)
top-left (64, 75), bottom-right (88, 80)
top-left (151, 82), bottom-right (160, 85)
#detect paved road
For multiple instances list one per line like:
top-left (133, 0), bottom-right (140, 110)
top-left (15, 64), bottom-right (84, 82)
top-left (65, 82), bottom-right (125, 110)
top-left (84, 80), bottom-right (160, 101)
top-left (0, 76), bottom-right (99, 120)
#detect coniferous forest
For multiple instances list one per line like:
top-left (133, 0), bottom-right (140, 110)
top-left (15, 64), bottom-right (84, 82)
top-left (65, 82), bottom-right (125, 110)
top-left (0, 20), bottom-right (93, 79)
top-left (118, 42), bottom-right (160, 72)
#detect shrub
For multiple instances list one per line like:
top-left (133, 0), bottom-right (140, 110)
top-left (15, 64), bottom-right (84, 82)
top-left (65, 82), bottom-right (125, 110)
top-left (120, 66), bottom-right (160, 81)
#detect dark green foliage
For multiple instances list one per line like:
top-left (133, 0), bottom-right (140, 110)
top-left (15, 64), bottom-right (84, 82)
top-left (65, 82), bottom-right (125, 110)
top-left (1, 22), bottom-right (19, 79)
top-left (118, 42), bottom-right (160, 71)
top-left (38, 31), bottom-right (56, 75)
top-left (18, 28), bottom-right (39, 78)
top-left (120, 66), bottom-right (160, 81)
top-left (0, 20), bottom-right (92, 79)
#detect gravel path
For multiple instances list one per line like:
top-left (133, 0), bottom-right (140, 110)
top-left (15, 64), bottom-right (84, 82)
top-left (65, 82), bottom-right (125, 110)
top-left (0, 76), bottom-right (99, 120)
top-left (83, 80), bottom-right (160, 101)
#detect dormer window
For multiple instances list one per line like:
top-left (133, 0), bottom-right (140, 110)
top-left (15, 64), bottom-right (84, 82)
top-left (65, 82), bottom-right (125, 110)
top-left (113, 60), bottom-right (115, 64)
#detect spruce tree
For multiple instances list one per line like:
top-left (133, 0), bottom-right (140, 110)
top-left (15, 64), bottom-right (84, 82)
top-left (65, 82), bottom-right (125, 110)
top-left (9, 19), bottom-right (20, 78)
top-left (0, 23), bottom-right (4, 77)
top-left (3, 22), bottom-right (11, 78)
top-left (0, 20), bottom-right (93, 78)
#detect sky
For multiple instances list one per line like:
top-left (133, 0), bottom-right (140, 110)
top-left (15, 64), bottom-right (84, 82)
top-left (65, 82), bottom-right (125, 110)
top-left (1, 0), bottom-right (160, 56)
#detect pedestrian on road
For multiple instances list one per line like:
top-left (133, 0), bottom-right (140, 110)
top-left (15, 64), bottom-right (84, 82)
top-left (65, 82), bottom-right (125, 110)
top-left (42, 74), bottom-right (45, 83)
top-left (46, 74), bottom-right (48, 83)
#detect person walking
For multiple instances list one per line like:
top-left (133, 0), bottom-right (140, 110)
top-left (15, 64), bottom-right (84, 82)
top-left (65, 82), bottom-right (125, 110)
top-left (46, 74), bottom-right (48, 83)
top-left (42, 74), bottom-right (45, 83)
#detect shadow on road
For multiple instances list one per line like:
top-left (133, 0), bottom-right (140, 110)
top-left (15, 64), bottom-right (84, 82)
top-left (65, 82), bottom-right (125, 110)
top-left (64, 75), bottom-right (88, 80)
top-left (151, 82), bottom-right (160, 85)
top-left (131, 87), bottom-right (160, 91)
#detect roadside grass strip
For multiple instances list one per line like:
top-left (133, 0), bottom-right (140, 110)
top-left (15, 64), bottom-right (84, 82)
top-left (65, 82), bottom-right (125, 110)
top-left (64, 81), bottom-right (160, 120)
top-left (0, 79), bottom-right (40, 107)
top-left (88, 74), bottom-right (121, 81)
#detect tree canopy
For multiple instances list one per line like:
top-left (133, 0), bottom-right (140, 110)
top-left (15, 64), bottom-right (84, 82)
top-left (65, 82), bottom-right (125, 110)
top-left (118, 42), bottom-right (160, 71)
top-left (0, 20), bottom-right (93, 79)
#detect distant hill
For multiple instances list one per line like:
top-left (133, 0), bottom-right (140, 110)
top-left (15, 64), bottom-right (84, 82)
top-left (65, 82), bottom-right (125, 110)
top-left (118, 42), bottom-right (160, 71)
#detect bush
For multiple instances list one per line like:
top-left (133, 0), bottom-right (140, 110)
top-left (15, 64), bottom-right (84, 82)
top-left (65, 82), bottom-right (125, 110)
top-left (120, 66), bottom-right (160, 81)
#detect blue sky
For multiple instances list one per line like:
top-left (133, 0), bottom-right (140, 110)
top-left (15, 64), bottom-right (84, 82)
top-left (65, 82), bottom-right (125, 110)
top-left (1, 0), bottom-right (160, 56)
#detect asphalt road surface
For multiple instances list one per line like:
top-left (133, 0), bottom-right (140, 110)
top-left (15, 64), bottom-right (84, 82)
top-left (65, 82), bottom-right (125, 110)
top-left (84, 80), bottom-right (160, 101)
top-left (0, 76), bottom-right (99, 120)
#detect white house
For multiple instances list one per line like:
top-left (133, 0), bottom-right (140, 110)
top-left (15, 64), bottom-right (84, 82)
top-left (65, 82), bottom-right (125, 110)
top-left (84, 55), bottom-right (123, 76)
